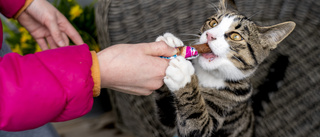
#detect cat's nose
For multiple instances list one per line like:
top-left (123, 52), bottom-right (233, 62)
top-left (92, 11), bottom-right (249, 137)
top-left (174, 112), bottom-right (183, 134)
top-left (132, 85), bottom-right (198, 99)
top-left (206, 32), bottom-right (216, 41)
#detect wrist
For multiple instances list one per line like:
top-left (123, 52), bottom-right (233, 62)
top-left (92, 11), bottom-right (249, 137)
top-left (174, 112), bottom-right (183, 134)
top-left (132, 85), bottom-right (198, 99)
top-left (97, 46), bottom-right (122, 89)
top-left (97, 50), bottom-right (109, 88)
top-left (14, 0), bottom-right (34, 19)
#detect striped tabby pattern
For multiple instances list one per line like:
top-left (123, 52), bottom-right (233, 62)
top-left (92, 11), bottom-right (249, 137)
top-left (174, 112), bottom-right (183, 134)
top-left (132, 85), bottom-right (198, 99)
top-left (155, 0), bottom-right (295, 137)
top-left (156, 76), bottom-right (254, 137)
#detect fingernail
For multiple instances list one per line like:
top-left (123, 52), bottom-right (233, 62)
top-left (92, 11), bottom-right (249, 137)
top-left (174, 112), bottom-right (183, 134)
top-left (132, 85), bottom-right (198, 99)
top-left (173, 48), bottom-right (178, 55)
top-left (58, 41), bottom-right (65, 47)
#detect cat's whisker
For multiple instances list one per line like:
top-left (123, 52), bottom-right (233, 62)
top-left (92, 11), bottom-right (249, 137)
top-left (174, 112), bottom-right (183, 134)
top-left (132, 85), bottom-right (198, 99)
top-left (232, 55), bottom-right (244, 64)
top-left (230, 48), bottom-right (238, 53)
top-left (198, 29), bottom-right (203, 35)
top-left (248, 10), bottom-right (263, 19)
top-left (189, 41), bottom-right (199, 45)
top-left (207, 0), bottom-right (219, 12)
top-left (182, 39), bottom-right (200, 43)
top-left (180, 39), bottom-right (199, 45)
top-left (189, 29), bottom-right (203, 34)
top-left (180, 33), bottom-right (201, 38)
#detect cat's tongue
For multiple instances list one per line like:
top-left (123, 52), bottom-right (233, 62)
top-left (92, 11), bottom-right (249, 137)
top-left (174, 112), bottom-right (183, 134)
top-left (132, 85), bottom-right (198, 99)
top-left (202, 53), bottom-right (217, 59)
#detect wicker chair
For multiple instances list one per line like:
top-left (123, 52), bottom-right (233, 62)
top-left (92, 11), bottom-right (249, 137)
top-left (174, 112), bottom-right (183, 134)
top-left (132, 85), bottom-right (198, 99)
top-left (95, 0), bottom-right (320, 136)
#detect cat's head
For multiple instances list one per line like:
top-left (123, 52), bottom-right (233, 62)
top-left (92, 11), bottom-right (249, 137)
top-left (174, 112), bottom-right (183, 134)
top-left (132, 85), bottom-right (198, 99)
top-left (194, 0), bottom-right (295, 81)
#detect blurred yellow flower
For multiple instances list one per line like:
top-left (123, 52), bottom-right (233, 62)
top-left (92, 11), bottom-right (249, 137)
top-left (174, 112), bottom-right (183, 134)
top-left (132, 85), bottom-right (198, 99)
top-left (18, 27), bottom-right (28, 33)
top-left (21, 43), bottom-right (29, 49)
top-left (3, 0), bottom-right (99, 55)
top-left (69, 5), bottom-right (83, 20)
top-left (12, 44), bottom-right (23, 55)
top-left (35, 44), bottom-right (42, 53)
top-left (20, 33), bottom-right (32, 43)
top-left (91, 44), bottom-right (100, 52)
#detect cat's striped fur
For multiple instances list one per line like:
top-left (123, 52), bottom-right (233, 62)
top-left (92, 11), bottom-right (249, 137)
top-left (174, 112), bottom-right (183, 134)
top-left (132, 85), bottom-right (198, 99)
top-left (155, 0), bottom-right (295, 137)
top-left (156, 76), bottom-right (254, 137)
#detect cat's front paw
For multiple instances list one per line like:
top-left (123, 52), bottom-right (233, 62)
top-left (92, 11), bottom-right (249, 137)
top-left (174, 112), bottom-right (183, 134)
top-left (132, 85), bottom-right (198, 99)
top-left (164, 56), bottom-right (195, 92)
top-left (156, 33), bottom-right (184, 48)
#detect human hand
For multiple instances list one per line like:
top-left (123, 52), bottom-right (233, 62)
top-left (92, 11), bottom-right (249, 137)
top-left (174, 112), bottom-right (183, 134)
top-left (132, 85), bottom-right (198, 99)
top-left (97, 41), bottom-right (177, 96)
top-left (17, 0), bottom-right (84, 50)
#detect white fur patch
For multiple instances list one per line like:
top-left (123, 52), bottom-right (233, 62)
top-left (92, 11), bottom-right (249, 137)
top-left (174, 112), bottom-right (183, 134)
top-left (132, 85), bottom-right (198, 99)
top-left (165, 56), bottom-right (195, 92)
top-left (195, 64), bottom-right (225, 88)
top-left (156, 33), bottom-right (184, 48)
top-left (156, 33), bottom-right (194, 91)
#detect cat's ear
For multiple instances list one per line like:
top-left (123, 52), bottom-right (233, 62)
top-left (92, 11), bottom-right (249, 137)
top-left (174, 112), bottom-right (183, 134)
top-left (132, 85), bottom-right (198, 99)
top-left (258, 21), bottom-right (296, 50)
top-left (220, 0), bottom-right (238, 12)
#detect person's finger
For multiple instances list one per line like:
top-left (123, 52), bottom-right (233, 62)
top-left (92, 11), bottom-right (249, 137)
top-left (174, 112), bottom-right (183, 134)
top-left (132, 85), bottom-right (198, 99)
top-left (144, 41), bottom-right (177, 57)
top-left (59, 14), bottom-right (84, 45)
top-left (61, 32), bottom-right (69, 46)
top-left (46, 36), bottom-right (58, 49)
top-left (35, 38), bottom-right (49, 50)
top-left (46, 16), bottom-right (66, 47)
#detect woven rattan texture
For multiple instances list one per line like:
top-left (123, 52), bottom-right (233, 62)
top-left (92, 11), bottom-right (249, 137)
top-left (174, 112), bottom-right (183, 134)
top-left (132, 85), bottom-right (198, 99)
top-left (95, 0), bottom-right (320, 136)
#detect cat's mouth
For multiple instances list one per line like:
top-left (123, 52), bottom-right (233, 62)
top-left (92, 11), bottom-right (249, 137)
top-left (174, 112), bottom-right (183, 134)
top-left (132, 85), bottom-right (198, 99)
top-left (201, 52), bottom-right (218, 62)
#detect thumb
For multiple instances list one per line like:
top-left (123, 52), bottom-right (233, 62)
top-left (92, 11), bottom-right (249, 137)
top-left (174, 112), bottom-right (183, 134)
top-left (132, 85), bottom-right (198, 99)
top-left (144, 41), bottom-right (177, 57)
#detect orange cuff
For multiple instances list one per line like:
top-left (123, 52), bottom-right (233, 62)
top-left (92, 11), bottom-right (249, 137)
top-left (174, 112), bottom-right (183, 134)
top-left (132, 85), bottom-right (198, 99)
top-left (90, 51), bottom-right (101, 97)
top-left (14, 0), bottom-right (34, 19)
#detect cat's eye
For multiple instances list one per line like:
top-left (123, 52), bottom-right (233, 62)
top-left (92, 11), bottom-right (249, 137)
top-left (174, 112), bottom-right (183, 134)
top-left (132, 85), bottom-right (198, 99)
top-left (209, 19), bottom-right (218, 27)
top-left (229, 33), bottom-right (243, 41)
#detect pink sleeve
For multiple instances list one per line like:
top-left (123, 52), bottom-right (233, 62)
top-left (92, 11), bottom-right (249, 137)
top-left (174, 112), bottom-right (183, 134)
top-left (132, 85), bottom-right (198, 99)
top-left (0, 44), bottom-right (94, 131)
top-left (0, 0), bottom-right (25, 18)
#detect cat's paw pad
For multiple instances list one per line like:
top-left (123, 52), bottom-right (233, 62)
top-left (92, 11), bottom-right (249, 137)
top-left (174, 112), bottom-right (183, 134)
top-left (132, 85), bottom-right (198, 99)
top-left (156, 33), bottom-right (184, 48)
top-left (164, 56), bottom-right (195, 92)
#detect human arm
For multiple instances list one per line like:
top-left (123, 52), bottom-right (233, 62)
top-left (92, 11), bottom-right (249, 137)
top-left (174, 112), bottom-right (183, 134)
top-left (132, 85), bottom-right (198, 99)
top-left (0, 41), bottom-right (176, 131)
top-left (0, 0), bottom-right (176, 131)
top-left (0, 44), bottom-right (99, 131)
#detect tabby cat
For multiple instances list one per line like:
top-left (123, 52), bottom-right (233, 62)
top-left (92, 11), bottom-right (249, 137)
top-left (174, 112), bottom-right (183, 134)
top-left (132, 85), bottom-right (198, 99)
top-left (154, 0), bottom-right (295, 136)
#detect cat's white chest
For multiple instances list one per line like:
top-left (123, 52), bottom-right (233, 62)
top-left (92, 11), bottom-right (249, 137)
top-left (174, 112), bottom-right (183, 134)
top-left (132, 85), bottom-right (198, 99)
top-left (195, 64), bottom-right (226, 88)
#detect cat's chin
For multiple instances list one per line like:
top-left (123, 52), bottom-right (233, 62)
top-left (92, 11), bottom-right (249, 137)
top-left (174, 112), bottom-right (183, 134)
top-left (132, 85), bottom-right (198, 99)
top-left (194, 56), bottom-right (249, 81)
top-left (201, 53), bottom-right (218, 62)
top-left (196, 55), bottom-right (223, 70)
